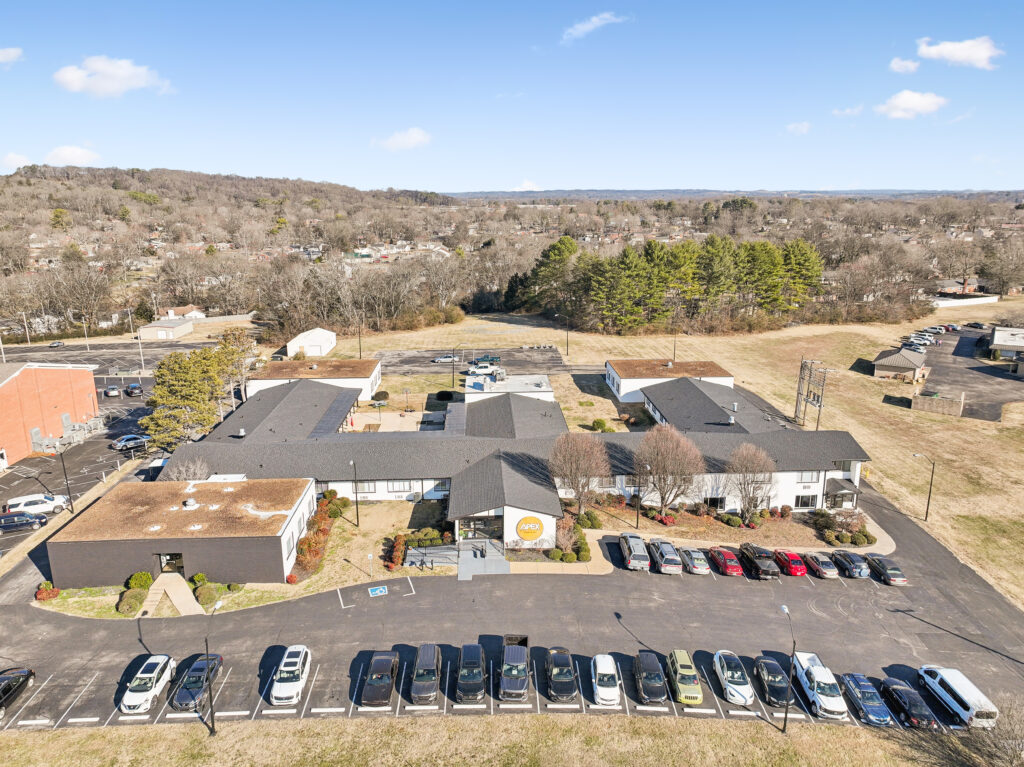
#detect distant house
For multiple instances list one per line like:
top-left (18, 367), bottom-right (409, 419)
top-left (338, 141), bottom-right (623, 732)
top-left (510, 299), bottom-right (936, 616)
top-left (464, 374), bottom-right (554, 404)
top-left (159, 304), bottom-right (206, 320)
top-left (604, 359), bottom-right (734, 403)
top-left (871, 348), bottom-right (927, 380)
top-left (247, 358), bottom-right (382, 401)
top-left (286, 327), bottom-right (336, 358)
top-left (989, 327), bottom-right (1024, 360)
top-left (139, 318), bottom-right (193, 340)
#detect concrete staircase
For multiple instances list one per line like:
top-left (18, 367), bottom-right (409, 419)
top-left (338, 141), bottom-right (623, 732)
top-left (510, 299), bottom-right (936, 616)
top-left (457, 540), bottom-right (509, 581)
top-left (139, 573), bottom-right (204, 618)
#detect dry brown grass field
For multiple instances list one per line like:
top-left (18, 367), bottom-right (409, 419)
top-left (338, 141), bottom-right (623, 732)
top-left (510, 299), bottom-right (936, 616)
top-left (324, 298), bottom-right (1024, 609)
top-left (1, 714), bottom-right (959, 767)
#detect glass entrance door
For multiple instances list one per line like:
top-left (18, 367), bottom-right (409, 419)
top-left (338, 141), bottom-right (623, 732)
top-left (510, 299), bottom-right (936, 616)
top-left (158, 553), bottom-right (184, 574)
top-left (461, 517), bottom-right (503, 540)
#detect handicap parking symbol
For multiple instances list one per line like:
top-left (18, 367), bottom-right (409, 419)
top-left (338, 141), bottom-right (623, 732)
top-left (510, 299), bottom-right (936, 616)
top-left (368, 585), bottom-right (388, 597)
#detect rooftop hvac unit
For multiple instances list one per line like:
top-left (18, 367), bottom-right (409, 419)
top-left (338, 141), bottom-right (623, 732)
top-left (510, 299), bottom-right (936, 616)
top-left (732, 402), bottom-right (738, 412)
top-left (238, 428), bottom-right (246, 438)
top-left (183, 497), bottom-right (199, 510)
top-left (666, 361), bottom-right (673, 368)
top-left (728, 415), bottom-right (735, 425)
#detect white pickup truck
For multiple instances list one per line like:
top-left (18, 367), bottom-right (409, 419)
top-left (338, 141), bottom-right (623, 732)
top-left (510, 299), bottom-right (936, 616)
top-left (793, 651), bottom-right (848, 719)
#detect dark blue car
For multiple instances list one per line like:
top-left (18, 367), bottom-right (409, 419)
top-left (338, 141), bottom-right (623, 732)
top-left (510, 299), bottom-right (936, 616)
top-left (831, 550), bottom-right (870, 578)
top-left (0, 512), bottom-right (47, 535)
top-left (840, 673), bottom-right (894, 727)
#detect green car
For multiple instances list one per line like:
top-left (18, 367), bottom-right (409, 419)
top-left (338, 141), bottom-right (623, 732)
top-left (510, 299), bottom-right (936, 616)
top-left (667, 650), bottom-right (703, 705)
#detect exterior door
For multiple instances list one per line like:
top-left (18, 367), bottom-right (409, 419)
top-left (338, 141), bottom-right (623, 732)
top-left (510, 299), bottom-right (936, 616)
top-left (158, 553), bottom-right (184, 574)
top-left (462, 517), bottom-right (503, 540)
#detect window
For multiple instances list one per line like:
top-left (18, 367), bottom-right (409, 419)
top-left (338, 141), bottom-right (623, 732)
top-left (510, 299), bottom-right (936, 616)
top-left (794, 495), bottom-right (817, 509)
top-left (433, 479), bottom-right (450, 492)
top-left (355, 481), bottom-right (375, 493)
top-left (833, 460), bottom-right (853, 472)
top-left (797, 471), bottom-right (819, 483)
top-left (599, 476), bottom-right (616, 489)
top-left (387, 480), bottom-right (412, 493)
top-left (703, 497), bottom-right (725, 510)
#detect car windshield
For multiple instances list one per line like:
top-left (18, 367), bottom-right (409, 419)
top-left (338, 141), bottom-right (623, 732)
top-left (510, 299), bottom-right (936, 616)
top-left (596, 672), bottom-right (617, 687)
top-left (182, 673), bottom-right (207, 690)
top-left (887, 567), bottom-right (904, 576)
top-left (551, 666), bottom-right (574, 682)
top-left (677, 671), bottom-right (699, 686)
top-left (763, 668), bottom-right (786, 685)
top-left (367, 671), bottom-right (392, 685)
top-left (276, 666), bottom-right (302, 683)
top-left (817, 680), bottom-right (841, 697)
top-left (503, 662), bottom-right (527, 679)
top-left (128, 674), bottom-right (156, 692)
top-left (642, 669), bottom-right (664, 685)
top-left (860, 687), bottom-right (883, 706)
top-left (723, 658), bottom-right (747, 684)
top-left (414, 667), bottom-right (437, 683)
top-left (692, 554), bottom-right (707, 566)
top-left (458, 666), bottom-right (483, 683)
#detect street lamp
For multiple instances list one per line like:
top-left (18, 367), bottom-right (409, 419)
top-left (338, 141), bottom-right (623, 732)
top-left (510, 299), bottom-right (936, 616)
top-left (349, 459), bottom-right (360, 527)
top-left (780, 604), bottom-right (797, 734)
top-left (553, 313), bottom-right (569, 358)
top-left (205, 599), bottom-right (223, 736)
top-left (46, 437), bottom-right (75, 514)
top-left (637, 464), bottom-right (651, 529)
top-left (912, 453), bottom-right (935, 522)
top-left (451, 342), bottom-right (466, 388)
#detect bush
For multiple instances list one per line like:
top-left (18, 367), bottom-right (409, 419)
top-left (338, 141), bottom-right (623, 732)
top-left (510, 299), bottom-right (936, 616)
top-left (548, 548), bottom-right (563, 561)
top-left (35, 582), bottom-right (60, 601)
top-left (227, 583), bottom-right (243, 592)
top-left (692, 502), bottom-right (711, 517)
top-left (823, 530), bottom-right (839, 546)
top-left (811, 509), bottom-right (836, 533)
top-left (586, 509), bottom-right (602, 529)
top-left (391, 534), bottom-right (406, 568)
top-left (759, 509), bottom-right (771, 520)
top-left (858, 527), bottom-right (877, 545)
top-left (292, 350), bottom-right (306, 361)
top-left (416, 527), bottom-right (441, 540)
top-left (991, 348), bottom-right (1002, 361)
top-left (327, 502), bottom-right (343, 518)
top-left (117, 588), bottom-right (147, 615)
top-left (372, 391), bottom-right (390, 401)
top-left (836, 531), bottom-right (852, 544)
top-left (591, 418), bottom-right (607, 431)
top-left (850, 533), bottom-right (867, 547)
top-left (436, 390), bottom-right (454, 402)
top-left (286, 574), bottom-right (298, 584)
top-left (562, 551), bottom-right (577, 564)
top-left (195, 584), bottom-right (218, 607)
top-left (780, 505), bottom-right (793, 520)
top-left (40, 580), bottom-right (53, 590)
top-left (338, 496), bottom-right (351, 508)
top-left (322, 489), bottom-right (338, 501)
top-left (190, 573), bottom-right (208, 587)
top-left (127, 571), bottom-right (153, 591)
top-left (578, 545), bottom-right (592, 563)
top-left (722, 514), bottom-right (743, 528)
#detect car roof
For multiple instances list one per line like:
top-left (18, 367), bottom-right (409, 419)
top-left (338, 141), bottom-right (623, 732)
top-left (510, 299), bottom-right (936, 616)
top-left (593, 654), bottom-right (615, 671)
top-left (415, 644), bottom-right (438, 664)
top-left (460, 643), bottom-right (482, 661)
top-left (669, 649), bottom-right (693, 666)
top-left (882, 676), bottom-right (910, 689)
top-left (921, 667), bottom-right (993, 706)
top-left (755, 655), bottom-right (783, 669)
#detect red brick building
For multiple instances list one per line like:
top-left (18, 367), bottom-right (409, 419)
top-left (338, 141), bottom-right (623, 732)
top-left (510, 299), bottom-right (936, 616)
top-left (0, 363), bottom-right (98, 469)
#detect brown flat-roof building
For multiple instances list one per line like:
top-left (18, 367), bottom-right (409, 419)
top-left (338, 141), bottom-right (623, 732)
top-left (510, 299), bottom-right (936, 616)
top-left (246, 358), bottom-right (382, 401)
top-left (48, 477), bottom-right (315, 587)
top-left (604, 359), bottom-right (735, 402)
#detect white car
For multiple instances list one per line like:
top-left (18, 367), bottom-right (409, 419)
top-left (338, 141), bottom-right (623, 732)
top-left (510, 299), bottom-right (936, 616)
top-left (467, 363), bottom-right (497, 375)
top-left (120, 654), bottom-right (176, 713)
top-left (269, 645), bottom-right (311, 706)
top-left (3, 493), bottom-right (69, 515)
top-left (590, 654), bottom-right (621, 707)
top-left (431, 355), bottom-right (457, 364)
top-left (713, 650), bottom-right (755, 706)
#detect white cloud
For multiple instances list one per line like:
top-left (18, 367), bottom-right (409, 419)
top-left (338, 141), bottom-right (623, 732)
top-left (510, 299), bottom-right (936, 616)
top-left (786, 121), bottom-right (811, 135)
top-left (889, 57), bottom-right (919, 73)
top-left (831, 105), bottom-right (863, 117)
top-left (513, 180), bottom-right (541, 192)
top-left (374, 127), bottom-right (431, 152)
top-left (916, 36), bottom-right (1004, 70)
top-left (2, 152), bottom-right (30, 170)
top-left (53, 55), bottom-right (171, 97)
top-left (45, 145), bottom-right (100, 166)
top-left (561, 12), bottom-right (627, 44)
top-left (874, 90), bottom-right (948, 119)
top-left (0, 47), bottom-right (23, 65)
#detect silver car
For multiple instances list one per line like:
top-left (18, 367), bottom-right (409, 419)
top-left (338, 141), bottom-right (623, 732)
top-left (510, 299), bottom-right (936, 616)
top-left (680, 548), bottom-right (711, 575)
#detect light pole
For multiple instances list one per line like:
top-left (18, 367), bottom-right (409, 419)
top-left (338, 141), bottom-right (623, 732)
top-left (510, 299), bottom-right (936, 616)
top-left (780, 604), bottom-right (797, 734)
top-left (349, 459), bottom-right (360, 527)
top-left (205, 599), bottom-right (223, 735)
top-left (56, 447), bottom-right (74, 514)
top-left (20, 311), bottom-right (31, 344)
top-left (912, 453), bottom-right (935, 522)
top-left (554, 313), bottom-right (569, 358)
top-left (451, 342), bottom-right (466, 388)
top-left (637, 464), bottom-right (651, 529)
top-left (124, 308), bottom-right (146, 378)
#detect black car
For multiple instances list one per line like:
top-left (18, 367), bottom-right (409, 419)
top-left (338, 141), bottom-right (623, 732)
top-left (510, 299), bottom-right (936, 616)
top-left (455, 644), bottom-right (487, 703)
top-left (0, 512), bottom-right (47, 536)
top-left (752, 655), bottom-right (794, 707)
top-left (633, 651), bottom-right (668, 704)
top-left (880, 677), bottom-right (938, 729)
top-left (965, 322), bottom-right (986, 329)
top-left (738, 543), bottom-right (781, 580)
top-left (831, 550), bottom-right (870, 578)
top-left (126, 383), bottom-right (144, 397)
top-left (544, 647), bottom-right (578, 703)
top-left (170, 654), bottom-right (223, 711)
top-left (0, 667), bottom-right (35, 719)
top-left (410, 644), bottom-right (441, 705)
top-left (362, 651), bottom-right (399, 707)
top-left (865, 553), bottom-right (908, 585)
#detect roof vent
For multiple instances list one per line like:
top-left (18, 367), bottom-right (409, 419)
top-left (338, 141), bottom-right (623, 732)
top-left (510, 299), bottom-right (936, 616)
top-left (728, 415), bottom-right (736, 425)
top-left (666, 361), bottom-right (673, 368)
top-left (183, 497), bottom-right (199, 510)
top-left (148, 524), bottom-right (162, 532)
top-left (732, 402), bottom-right (738, 412)
top-left (188, 524), bottom-right (203, 531)
top-left (238, 428), bottom-right (246, 438)
top-left (310, 363), bottom-right (318, 370)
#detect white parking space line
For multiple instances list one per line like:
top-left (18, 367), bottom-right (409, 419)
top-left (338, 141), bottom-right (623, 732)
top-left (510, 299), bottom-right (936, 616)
top-left (17, 719), bottom-right (52, 726)
top-left (728, 709), bottom-right (758, 717)
top-left (252, 665), bottom-right (277, 720)
top-left (589, 704), bottom-right (622, 710)
top-left (118, 714), bottom-right (150, 722)
top-left (616, 662), bottom-right (630, 717)
top-left (442, 662), bottom-right (449, 715)
top-left (404, 705), bottom-right (440, 711)
top-left (337, 589), bottom-right (352, 609)
top-left (350, 663), bottom-right (364, 718)
top-left (804, 575), bottom-right (815, 588)
top-left (154, 688), bottom-right (174, 723)
top-left (3, 673), bottom-right (51, 731)
top-left (684, 707), bottom-right (717, 714)
top-left (405, 576), bottom-right (415, 596)
top-left (533, 660), bottom-right (541, 714)
top-left (165, 712), bottom-right (201, 720)
top-left (773, 711), bottom-right (805, 720)
top-left (54, 672), bottom-right (98, 729)
top-left (546, 703), bottom-right (580, 710)
top-left (497, 703), bottom-right (532, 709)
top-left (635, 705), bottom-right (669, 712)
top-left (310, 707), bottom-right (347, 714)
top-left (211, 667), bottom-right (232, 709)
top-left (357, 706), bottom-right (392, 712)
top-left (452, 704), bottom-right (486, 710)
top-left (103, 708), bottom-right (118, 727)
top-left (490, 661), bottom-right (495, 716)
top-left (574, 661), bottom-right (586, 715)
top-left (698, 665), bottom-right (725, 719)
top-left (396, 662), bottom-right (406, 718)
top-left (263, 708), bottom-right (296, 715)
top-left (301, 664), bottom-right (320, 718)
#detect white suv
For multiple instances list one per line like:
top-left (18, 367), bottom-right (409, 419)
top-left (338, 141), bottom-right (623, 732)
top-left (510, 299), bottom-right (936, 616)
top-left (4, 494), bottom-right (69, 515)
top-left (120, 654), bottom-right (176, 713)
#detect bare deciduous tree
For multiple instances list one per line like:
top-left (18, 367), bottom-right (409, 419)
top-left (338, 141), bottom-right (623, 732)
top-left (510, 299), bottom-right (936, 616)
top-left (548, 433), bottom-right (610, 520)
top-left (634, 425), bottom-right (705, 513)
top-left (726, 443), bottom-right (776, 522)
top-left (159, 455), bottom-right (210, 482)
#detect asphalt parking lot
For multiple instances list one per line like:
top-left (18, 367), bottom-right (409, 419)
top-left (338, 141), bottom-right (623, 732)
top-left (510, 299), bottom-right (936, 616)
top-left (1, 339), bottom-right (211, 375)
top-left (2, 493), bottom-right (1022, 737)
top-left (915, 328), bottom-right (1023, 421)
top-left (376, 347), bottom-right (568, 377)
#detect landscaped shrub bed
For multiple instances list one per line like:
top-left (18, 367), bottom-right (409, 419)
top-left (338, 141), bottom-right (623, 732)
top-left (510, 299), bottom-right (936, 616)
top-left (117, 588), bottom-right (147, 615)
top-left (35, 581), bottom-right (60, 601)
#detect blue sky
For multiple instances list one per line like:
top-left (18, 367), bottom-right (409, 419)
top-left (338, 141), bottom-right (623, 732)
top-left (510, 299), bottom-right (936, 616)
top-left (1, 1), bottom-right (1021, 191)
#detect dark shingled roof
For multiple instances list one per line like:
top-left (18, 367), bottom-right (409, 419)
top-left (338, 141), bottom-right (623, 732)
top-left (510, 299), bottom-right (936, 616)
top-left (872, 348), bottom-right (926, 370)
top-left (464, 395), bottom-right (567, 439)
top-left (447, 451), bottom-right (563, 519)
top-left (640, 378), bottom-right (780, 434)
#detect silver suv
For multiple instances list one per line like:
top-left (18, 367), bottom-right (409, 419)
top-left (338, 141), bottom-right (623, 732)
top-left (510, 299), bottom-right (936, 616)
top-left (618, 532), bottom-right (650, 571)
top-left (4, 494), bottom-right (69, 515)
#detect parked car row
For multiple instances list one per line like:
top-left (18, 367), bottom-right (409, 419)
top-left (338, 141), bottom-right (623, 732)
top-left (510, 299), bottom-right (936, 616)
top-left (900, 323), bottom-right (961, 353)
top-left (102, 383), bottom-right (145, 398)
top-left (617, 533), bottom-right (908, 586)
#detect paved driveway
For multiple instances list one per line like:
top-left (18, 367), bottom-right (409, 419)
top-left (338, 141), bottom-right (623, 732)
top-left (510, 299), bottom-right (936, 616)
top-left (375, 347), bottom-right (567, 377)
top-left (920, 329), bottom-right (1023, 421)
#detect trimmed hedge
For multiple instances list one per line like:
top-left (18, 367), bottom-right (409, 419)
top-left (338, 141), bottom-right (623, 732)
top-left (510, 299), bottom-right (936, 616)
top-left (722, 514), bottom-right (743, 528)
top-left (850, 533), bottom-right (867, 547)
top-left (372, 391), bottom-right (390, 401)
top-left (547, 548), bottom-right (563, 561)
top-left (117, 588), bottom-right (147, 615)
top-left (127, 571), bottom-right (153, 591)
top-left (562, 551), bottom-right (577, 564)
top-left (227, 583), bottom-right (243, 592)
top-left (190, 573), bottom-right (208, 587)
top-left (194, 584), bottom-right (218, 607)
top-left (823, 530), bottom-right (839, 546)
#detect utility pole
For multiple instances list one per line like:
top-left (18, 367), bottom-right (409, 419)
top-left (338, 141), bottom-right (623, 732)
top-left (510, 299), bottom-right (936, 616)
top-left (781, 604), bottom-right (797, 734)
top-left (20, 311), bottom-right (30, 344)
top-left (815, 369), bottom-right (828, 431)
top-left (0, 331), bottom-right (5, 363)
top-left (125, 309), bottom-right (146, 378)
top-left (349, 459), bottom-right (360, 527)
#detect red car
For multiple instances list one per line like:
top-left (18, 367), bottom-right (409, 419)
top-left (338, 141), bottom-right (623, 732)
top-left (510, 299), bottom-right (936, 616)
top-left (774, 550), bottom-right (807, 576)
top-left (708, 546), bottom-right (743, 576)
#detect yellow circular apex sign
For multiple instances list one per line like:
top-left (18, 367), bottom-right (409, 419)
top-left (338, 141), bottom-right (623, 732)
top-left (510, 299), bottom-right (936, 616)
top-left (516, 516), bottom-right (543, 541)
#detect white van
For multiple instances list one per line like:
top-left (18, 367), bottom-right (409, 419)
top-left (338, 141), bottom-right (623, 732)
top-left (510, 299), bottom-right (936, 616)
top-left (917, 666), bottom-right (998, 728)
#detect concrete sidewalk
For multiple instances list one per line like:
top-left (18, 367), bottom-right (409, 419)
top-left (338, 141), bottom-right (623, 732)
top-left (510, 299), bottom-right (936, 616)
top-left (140, 573), bottom-right (204, 617)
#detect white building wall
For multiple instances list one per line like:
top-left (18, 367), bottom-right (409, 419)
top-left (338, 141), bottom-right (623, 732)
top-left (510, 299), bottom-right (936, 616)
top-left (605, 363), bottom-right (735, 402)
top-left (502, 505), bottom-right (556, 549)
top-left (246, 367), bottom-right (381, 401)
top-left (277, 480), bottom-right (317, 577)
top-left (324, 478), bottom-right (450, 503)
top-left (286, 328), bottom-right (337, 357)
